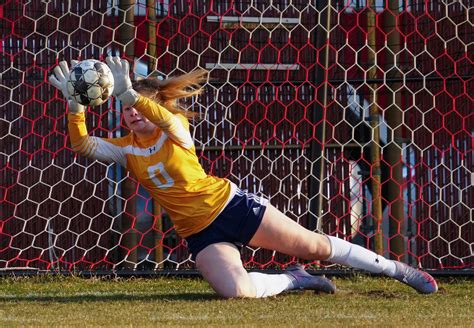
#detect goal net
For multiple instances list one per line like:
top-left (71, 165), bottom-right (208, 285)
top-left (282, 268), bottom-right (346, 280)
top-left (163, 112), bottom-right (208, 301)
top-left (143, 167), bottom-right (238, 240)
top-left (1, 0), bottom-right (472, 274)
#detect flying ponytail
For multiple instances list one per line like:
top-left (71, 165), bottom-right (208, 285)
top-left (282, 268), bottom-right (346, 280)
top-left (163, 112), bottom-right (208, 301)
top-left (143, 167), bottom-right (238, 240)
top-left (132, 69), bottom-right (207, 119)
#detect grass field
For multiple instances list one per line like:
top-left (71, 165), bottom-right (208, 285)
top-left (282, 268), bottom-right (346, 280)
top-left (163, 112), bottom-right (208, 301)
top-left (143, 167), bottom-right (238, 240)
top-left (0, 275), bottom-right (472, 327)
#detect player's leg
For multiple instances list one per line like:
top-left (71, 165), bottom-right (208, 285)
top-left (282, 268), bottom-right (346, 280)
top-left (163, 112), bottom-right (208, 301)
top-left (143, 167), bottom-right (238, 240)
top-left (249, 204), bottom-right (437, 294)
top-left (248, 203), bottom-right (332, 259)
top-left (195, 242), bottom-right (297, 298)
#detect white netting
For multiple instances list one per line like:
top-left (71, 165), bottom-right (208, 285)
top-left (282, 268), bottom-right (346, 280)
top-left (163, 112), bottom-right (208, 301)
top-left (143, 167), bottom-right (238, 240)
top-left (0, 0), bottom-right (472, 273)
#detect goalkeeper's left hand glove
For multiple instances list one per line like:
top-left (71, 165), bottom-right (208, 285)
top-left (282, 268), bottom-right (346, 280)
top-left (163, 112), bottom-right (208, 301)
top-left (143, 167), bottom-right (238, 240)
top-left (49, 60), bottom-right (85, 114)
top-left (105, 56), bottom-right (139, 107)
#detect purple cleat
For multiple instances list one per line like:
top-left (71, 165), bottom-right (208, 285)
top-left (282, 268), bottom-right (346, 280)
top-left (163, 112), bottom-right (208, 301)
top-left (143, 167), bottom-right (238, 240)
top-left (393, 261), bottom-right (438, 294)
top-left (285, 264), bottom-right (336, 294)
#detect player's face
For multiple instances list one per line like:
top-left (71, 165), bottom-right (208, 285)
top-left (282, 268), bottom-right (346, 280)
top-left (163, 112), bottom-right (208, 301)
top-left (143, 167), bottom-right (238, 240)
top-left (123, 107), bottom-right (155, 134)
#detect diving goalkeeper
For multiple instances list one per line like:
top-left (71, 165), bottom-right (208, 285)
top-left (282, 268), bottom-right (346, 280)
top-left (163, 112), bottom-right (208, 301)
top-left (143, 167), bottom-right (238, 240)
top-left (49, 57), bottom-right (438, 298)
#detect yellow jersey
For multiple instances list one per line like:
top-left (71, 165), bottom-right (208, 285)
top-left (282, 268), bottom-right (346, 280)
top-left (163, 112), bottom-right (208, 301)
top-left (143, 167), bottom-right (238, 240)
top-left (67, 96), bottom-right (231, 238)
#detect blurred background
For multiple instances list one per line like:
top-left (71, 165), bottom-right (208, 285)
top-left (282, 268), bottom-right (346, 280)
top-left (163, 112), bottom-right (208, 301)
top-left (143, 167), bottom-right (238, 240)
top-left (0, 0), bottom-right (472, 275)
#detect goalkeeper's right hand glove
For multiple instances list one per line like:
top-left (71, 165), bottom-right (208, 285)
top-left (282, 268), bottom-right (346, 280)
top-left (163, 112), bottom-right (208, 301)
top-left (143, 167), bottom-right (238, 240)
top-left (105, 56), bottom-right (139, 107)
top-left (49, 60), bottom-right (85, 114)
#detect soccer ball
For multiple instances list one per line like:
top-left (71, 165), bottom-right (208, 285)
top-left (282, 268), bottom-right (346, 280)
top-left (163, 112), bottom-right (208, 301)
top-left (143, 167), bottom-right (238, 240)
top-left (67, 59), bottom-right (114, 107)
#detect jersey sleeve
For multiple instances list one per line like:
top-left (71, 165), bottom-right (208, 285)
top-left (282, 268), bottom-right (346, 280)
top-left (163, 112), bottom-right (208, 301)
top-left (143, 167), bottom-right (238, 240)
top-left (67, 112), bottom-right (127, 167)
top-left (133, 96), bottom-right (194, 149)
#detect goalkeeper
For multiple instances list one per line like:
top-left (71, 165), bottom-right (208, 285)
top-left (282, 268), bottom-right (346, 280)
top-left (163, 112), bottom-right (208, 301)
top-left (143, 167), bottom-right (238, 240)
top-left (49, 57), bottom-right (438, 298)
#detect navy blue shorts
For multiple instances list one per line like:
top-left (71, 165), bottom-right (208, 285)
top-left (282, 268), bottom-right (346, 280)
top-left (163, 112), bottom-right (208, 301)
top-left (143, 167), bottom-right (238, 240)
top-left (185, 187), bottom-right (268, 261)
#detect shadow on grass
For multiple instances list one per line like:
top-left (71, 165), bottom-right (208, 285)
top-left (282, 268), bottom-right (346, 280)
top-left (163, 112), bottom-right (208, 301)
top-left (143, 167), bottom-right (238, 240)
top-left (0, 292), bottom-right (219, 303)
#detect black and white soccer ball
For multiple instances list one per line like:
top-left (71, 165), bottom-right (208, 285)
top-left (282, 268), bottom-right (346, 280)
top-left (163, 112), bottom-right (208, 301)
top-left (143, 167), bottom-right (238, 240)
top-left (67, 59), bottom-right (114, 107)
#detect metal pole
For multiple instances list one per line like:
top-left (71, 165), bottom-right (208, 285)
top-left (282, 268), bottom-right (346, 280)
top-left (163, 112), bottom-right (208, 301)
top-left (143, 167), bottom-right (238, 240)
top-left (308, 0), bottom-right (331, 233)
top-left (147, 0), bottom-right (158, 76)
top-left (118, 0), bottom-right (137, 269)
top-left (146, 0), bottom-right (164, 268)
top-left (383, 2), bottom-right (405, 260)
top-left (367, 0), bottom-right (383, 255)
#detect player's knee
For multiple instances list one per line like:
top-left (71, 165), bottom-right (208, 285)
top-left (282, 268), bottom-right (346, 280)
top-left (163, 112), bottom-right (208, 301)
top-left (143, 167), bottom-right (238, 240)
top-left (304, 234), bottom-right (331, 260)
top-left (218, 282), bottom-right (256, 299)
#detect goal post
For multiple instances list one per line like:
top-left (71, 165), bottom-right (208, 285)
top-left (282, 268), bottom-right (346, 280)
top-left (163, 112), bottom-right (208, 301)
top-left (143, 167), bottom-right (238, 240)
top-left (0, 0), bottom-right (472, 274)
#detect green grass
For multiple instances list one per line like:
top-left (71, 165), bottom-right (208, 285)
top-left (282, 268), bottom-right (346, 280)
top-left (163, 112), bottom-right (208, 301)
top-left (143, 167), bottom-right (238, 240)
top-left (0, 275), bottom-right (472, 327)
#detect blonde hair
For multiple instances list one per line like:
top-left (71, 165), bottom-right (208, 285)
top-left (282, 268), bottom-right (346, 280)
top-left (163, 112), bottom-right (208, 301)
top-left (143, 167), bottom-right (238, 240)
top-left (132, 69), bottom-right (207, 119)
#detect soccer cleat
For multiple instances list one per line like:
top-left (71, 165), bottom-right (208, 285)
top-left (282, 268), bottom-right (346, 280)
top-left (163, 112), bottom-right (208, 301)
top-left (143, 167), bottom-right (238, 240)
top-left (392, 261), bottom-right (438, 294)
top-left (285, 265), bottom-right (336, 294)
